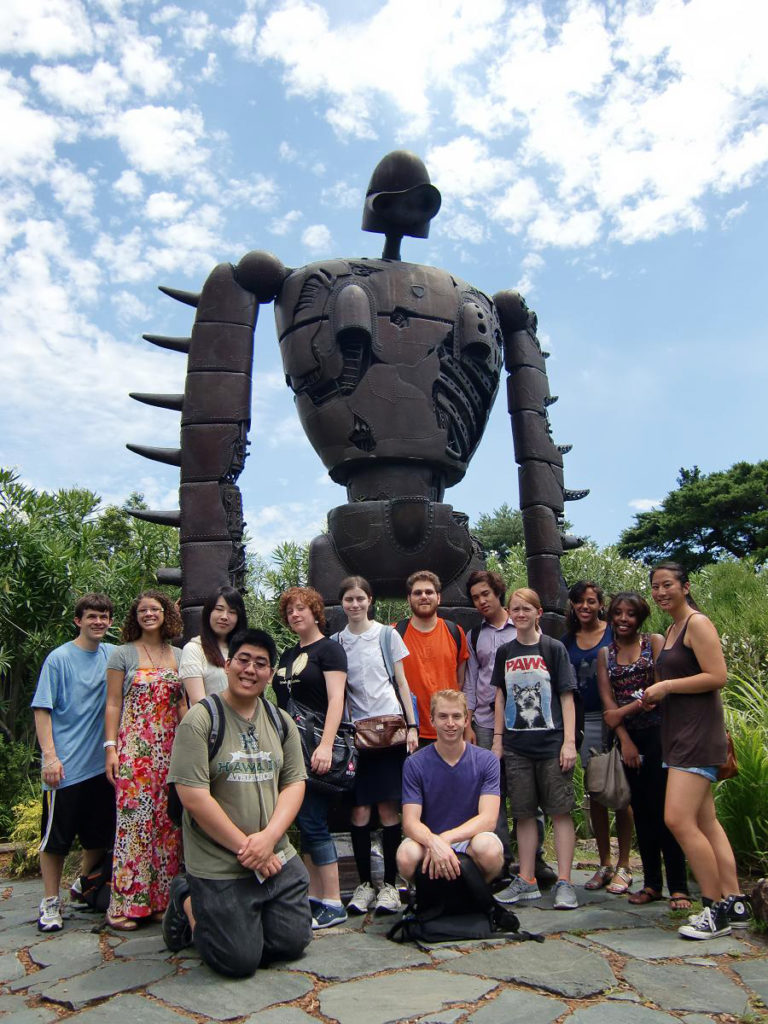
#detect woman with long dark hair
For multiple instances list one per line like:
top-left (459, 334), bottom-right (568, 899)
top-left (178, 586), bottom-right (248, 703)
top-left (597, 591), bottom-right (689, 909)
top-left (273, 586), bottom-right (348, 930)
top-left (643, 562), bottom-right (748, 939)
top-left (563, 581), bottom-right (633, 894)
top-left (104, 590), bottom-right (183, 929)
top-left (335, 575), bottom-right (418, 916)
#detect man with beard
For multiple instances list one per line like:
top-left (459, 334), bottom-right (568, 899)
top-left (396, 571), bottom-right (469, 744)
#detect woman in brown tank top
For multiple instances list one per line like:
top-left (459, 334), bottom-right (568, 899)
top-left (642, 562), bottom-right (745, 939)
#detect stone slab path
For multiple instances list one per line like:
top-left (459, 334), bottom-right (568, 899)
top-left (1, 871), bottom-right (766, 1023)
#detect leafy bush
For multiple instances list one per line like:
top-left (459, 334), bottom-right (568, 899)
top-left (8, 793), bottom-right (42, 877)
top-left (0, 737), bottom-right (37, 839)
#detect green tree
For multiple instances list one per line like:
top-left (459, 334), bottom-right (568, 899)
top-left (617, 462), bottom-right (768, 570)
top-left (0, 469), bottom-right (179, 745)
top-left (472, 503), bottom-right (525, 560)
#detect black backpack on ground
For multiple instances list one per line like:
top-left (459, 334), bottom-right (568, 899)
top-left (387, 853), bottom-right (543, 945)
top-left (75, 850), bottom-right (113, 912)
top-left (167, 693), bottom-right (289, 827)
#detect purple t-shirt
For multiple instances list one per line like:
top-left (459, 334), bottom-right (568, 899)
top-left (401, 742), bottom-right (500, 834)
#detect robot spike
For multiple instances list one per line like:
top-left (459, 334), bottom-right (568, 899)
top-left (543, 395), bottom-right (558, 406)
top-left (159, 285), bottom-right (200, 307)
top-left (542, 350), bottom-right (550, 359)
top-left (129, 508), bottom-right (181, 528)
top-left (126, 443), bottom-right (182, 467)
top-left (564, 488), bottom-right (590, 501)
top-left (157, 567), bottom-right (183, 586)
top-left (562, 533), bottom-right (586, 551)
top-left (557, 444), bottom-right (573, 454)
top-left (143, 334), bottom-right (191, 354)
top-left (130, 392), bottom-right (184, 411)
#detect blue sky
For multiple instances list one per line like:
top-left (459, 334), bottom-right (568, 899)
top-left (1, 0), bottom-right (766, 559)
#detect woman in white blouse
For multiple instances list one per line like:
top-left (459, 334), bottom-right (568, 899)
top-left (178, 586), bottom-right (248, 703)
top-left (335, 576), bottom-right (418, 917)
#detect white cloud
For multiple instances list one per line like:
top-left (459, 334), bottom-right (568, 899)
top-left (439, 212), bottom-right (486, 246)
top-left (0, 70), bottom-right (70, 180)
top-left (279, 141), bottom-right (297, 162)
top-left (119, 34), bottom-right (176, 97)
top-left (320, 179), bottom-right (360, 210)
top-left (48, 162), bottom-right (95, 221)
top-left (629, 498), bottom-right (661, 513)
top-left (0, 0), bottom-right (95, 58)
top-left (105, 105), bottom-right (207, 178)
top-left (301, 223), bottom-right (332, 251)
top-left (113, 170), bottom-right (144, 200)
top-left (179, 10), bottom-right (213, 51)
top-left (224, 11), bottom-right (260, 59)
top-left (269, 209), bottom-right (302, 235)
top-left (112, 289), bottom-right (149, 324)
top-left (144, 191), bottom-right (191, 221)
top-left (721, 202), bottom-right (748, 229)
top-left (244, 499), bottom-right (326, 557)
top-left (32, 60), bottom-right (129, 113)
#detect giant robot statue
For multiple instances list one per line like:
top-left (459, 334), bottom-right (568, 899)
top-left (128, 152), bottom-right (586, 638)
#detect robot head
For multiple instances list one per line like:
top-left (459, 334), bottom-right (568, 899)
top-left (362, 150), bottom-right (441, 240)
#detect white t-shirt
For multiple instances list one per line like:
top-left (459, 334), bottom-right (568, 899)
top-left (178, 636), bottom-right (228, 696)
top-left (336, 621), bottom-right (409, 721)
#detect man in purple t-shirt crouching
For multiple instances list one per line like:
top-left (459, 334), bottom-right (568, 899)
top-left (397, 690), bottom-right (504, 885)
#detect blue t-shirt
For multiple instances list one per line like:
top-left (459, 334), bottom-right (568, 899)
top-left (401, 742), bottom-right (500, 834)
top-left (564, 626), bottom-right (613, 713)
top-left (31, 641), bottom-right (115, 790)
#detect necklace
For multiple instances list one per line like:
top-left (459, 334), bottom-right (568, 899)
top-left (142, 642), bottom-right (167, 669)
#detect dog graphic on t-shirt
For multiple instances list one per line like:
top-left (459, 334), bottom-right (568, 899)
top-left (512, 683), bottom-right (548, 729)
top-left (504, 652), bottom-right (555, 731)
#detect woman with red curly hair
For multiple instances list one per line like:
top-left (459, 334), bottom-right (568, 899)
top-left (273, 587), bottom-right (348, 930)
top-left (104, 591), bottom-right (183, 930)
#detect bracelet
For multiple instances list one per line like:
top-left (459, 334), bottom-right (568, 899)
top-left (42, 759), bottom-right (59, 769)
top-left (103, 740), bottom-right (117, 748)
top-left (493, 732), bottom-right (502, 736)
top-left (407, 724), bottom-right (418, 730)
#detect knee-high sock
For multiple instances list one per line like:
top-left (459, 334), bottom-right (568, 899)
top-left (350, 824), bottom-right (372, 884)
top-left (381, 823), bottom-right (402, 885)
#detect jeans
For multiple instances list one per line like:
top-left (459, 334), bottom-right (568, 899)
top-left (188, 855), bottom-right (312, 977)
top-left (296, 785), bottom-right (338, 866)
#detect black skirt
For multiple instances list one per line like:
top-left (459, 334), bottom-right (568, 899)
top-left (353, 744), bottom-right (408, 807)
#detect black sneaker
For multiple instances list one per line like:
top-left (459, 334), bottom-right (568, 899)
top-left (162, 874), bottom-right (192, 952)
top-left (678, 902), bottom-right (731, 940)
top-left (722, 893), bottom-right (751, 929)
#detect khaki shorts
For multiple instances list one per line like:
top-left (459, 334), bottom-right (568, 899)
top-left (503, 750), bottom-right (575, 818)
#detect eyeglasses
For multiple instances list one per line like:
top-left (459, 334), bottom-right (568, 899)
top-left (232, 654), bottom-right (271, 669)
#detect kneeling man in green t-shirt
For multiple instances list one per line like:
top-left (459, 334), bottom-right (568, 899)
top-left (164, 628), bottom-right (310, 977)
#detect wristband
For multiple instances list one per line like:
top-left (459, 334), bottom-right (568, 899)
top-left (493, 732), bottom-right (502, 736)
top-left (407, 724), bottom-right (418, 730)
top-left (104, 740), bottom-right (117, 748)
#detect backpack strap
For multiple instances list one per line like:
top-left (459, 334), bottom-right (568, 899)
top-left (260, 695), bottom-right (288, 746)
top-left (200, 693), bottom-right (226, 763)
top-left (468, 622), bottom-right (482, 655)
top-left (397, 617), bottom-right (462, 665)
top-left (379, 625), bottom-right (396, 683)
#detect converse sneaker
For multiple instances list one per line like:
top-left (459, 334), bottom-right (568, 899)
top-left (374, 882), bottom-right (402, 915)
top-left (38, 896), bottom-right (63, 932)
top-left (721, 893), bottom-right (752, 929)
top-left (553, 879), bottom-right (579, 910)
top-left (494, 875), bottom-right (541, 905)
top-left (312, 903), bottom-right (348, 929)
top-left (678, 902), bottom-right (731, 940)
top-left (347, 881), bottom-right (376, 915)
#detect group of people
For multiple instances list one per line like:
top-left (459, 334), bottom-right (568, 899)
top-left (32, 558), bottom-right (748, 981)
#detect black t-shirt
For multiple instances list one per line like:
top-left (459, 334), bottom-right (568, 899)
top-left (274, 636), bottom-right (347, 714)
top-left (491, 635), bottom-right (575, 760)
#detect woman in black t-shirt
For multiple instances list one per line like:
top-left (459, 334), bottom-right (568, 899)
top-left (274, 587), bottom-right (348, 930)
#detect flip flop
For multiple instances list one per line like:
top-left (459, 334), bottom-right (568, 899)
top-left (584, 865), bottom-right (614, 890)
top-left (669, 893), bottom-right (692, 911)
top-left (106, 914), bottom-right (138, 931)
top-left (628, 886), bottom-right (663, 905)
top-left (606, 867), bottom-right (633, 894)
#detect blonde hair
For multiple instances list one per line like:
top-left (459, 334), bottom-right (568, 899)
top-left (429, 689), bottom-right (468, 717)
top-left (508, 587), bottom-right (542, 611)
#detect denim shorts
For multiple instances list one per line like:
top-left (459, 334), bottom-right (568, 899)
top-left (665, 763), bottom-right (718, 783)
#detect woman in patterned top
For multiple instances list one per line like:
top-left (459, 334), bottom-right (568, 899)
top-left (596, 591), bottom-right (689, 909)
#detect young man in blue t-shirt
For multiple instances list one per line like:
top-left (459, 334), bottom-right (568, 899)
top-left (31, 593), bottom-right (117, 932)
top-left (397, 690), bottom-right (504, 886)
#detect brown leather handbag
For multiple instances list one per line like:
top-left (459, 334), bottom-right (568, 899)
top-left (716, 731), bottom-right (738, 781)
top-left (353, 714), bottom-right (407, 751)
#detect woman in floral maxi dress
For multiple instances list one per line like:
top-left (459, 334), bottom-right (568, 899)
top-left (104, 591), bottom-right (184, 929)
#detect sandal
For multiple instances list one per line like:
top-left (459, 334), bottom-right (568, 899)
top-left (669, 893), bottom-right (692, 911)
top-left (628, 886), bottom-right (663, 905)
top-left (106, 914), bottom-right (138, 931)
top-left (606, 867), bottom-right (633, 894)
top-left (584, 866), bottom-right (614, 890)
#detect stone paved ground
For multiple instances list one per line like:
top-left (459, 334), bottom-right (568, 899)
top-left (1, 870), bottom-right (766, 1023)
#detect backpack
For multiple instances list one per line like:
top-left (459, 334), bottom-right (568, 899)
top-left (167, 693), bottom-right (289, 827)
top-left (75, 850), bottom-right (113, 912)
top-left (387, 853), bottom-right (542, 945)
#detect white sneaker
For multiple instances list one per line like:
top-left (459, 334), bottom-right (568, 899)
top-left (374, 882), bottom-right (402, 915)
top-left (347, 881), bottom-right (376, 915)
top-left (38, 896), bottom-right (63, 932)
top-left (70, 876), bottom-right (85, 902)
